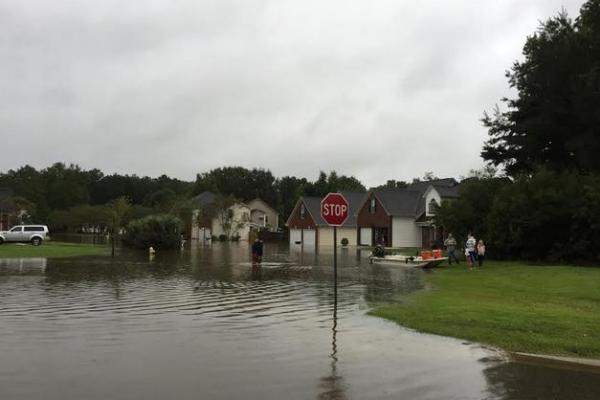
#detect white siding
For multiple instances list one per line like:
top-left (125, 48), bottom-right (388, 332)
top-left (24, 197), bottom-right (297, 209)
top-left (211, 204), bottom-right (251, 240)
top-left (360, 228), bottom-right (372, 246)
top-left (290, 229), bottom-right (302, 245)
top-left (303, 229), bottom-right (316, 247)
top-left (392, 217), bottom-right (421, 248)
top-left (318, 227), bottom-right (358, 247)
top-left (425, 187), bottom-right (442, 217)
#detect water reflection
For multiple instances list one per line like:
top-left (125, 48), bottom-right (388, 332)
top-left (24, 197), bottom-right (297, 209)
top-left (0, 257), bottom-right (47, 272)
top-left (318, 276), bottom-right (348, 400)
top-left (0, 243), bottom-right (599, 400)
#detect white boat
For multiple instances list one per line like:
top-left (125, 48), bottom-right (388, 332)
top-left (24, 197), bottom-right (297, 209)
top-left (369, 254), bottom-right (446, 268)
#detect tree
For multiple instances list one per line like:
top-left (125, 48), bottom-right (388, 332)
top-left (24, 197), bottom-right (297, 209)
top-left (123, 214), bottom-right (183, 250)
top-left (434, 176), bottom-right (510, 254)
top-left (108, 197), bottom-right (132, 257)
top-left (213, 195), bottom-right (247, 239)
top-left (482, 1), bottom-right (600, 176)
top-left (275, 176), bottom-right (309, 225)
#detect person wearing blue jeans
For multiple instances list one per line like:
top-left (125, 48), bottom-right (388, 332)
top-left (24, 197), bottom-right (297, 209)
top-left (444, 233), bottom-right (460, 264)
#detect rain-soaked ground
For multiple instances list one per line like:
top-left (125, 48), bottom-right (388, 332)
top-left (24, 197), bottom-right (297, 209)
top-left (1, 242), bottom-right (599, 400)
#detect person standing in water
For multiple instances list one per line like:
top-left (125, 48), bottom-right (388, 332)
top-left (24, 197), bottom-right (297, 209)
top-left (251, 238), bottom-right (264, 264)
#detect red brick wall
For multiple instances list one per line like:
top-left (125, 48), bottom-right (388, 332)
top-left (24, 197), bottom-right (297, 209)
top-left (286, 200), bottom-right (316, 229)
top-left (357, 193), bottom-right (392, 228)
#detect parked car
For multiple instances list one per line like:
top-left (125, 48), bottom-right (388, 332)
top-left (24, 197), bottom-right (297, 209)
top-left (0, 225), bottom-right (50, 246)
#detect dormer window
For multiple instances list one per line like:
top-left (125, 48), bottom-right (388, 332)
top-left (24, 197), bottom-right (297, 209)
top-left (300, 204), bottom-right (306, 219)
top-left (369, 198), bottom-right (376, 214)
top-left (428, 199), bottom-right (439, 215)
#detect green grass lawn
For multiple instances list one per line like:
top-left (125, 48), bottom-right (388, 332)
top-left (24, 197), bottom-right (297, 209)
top-left (369, 261), bottom-right (600, 359)
top-left (0, 241), bottom-right (109, 258)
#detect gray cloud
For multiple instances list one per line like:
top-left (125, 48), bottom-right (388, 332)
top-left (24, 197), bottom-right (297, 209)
top-left (0, 0), bottom-right (585, 186)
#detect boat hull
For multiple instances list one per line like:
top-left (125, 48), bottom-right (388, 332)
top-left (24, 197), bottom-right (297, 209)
top-left (369, 255), bottom-right (446, 268)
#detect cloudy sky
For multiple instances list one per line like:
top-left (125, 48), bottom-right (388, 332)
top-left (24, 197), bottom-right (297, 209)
top-left (0, 0), bottom-right (585, 186)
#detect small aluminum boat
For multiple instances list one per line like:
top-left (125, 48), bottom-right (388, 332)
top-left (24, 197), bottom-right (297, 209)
top-left (369, 255), bottom-right (446, 268)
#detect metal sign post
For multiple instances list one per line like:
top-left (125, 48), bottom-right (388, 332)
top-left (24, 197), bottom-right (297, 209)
top-left (320, 193), bottom-right (349, 292)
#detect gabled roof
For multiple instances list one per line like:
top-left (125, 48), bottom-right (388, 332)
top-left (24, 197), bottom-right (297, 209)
top-left (286, 192), bottom-right (368, 227)
top-left (407, 178), bottom-right (458, 192)
top-left (247, 198), bottom-right (278, 215)
top-left (302, 197), bottom-right (326, 225)
top-left (191, 191), bottom-right (217, 207)
top-left (433, 185), bottom-right (459, 198)
top-left (372, 189), bottom-right (422, 217)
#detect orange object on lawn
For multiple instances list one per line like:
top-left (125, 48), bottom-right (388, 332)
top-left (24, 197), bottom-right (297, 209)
top-left (432, 249), bottom-right (443, 258)
top-left (421, 250), bottom-right (432, 260)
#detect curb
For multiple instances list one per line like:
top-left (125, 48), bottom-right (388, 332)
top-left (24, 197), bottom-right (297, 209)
top-left (512, 352), bottom-right (600, 374)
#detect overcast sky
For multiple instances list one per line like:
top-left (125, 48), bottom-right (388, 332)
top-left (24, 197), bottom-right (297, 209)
top-left (0, 0), bottom-right (585, 187)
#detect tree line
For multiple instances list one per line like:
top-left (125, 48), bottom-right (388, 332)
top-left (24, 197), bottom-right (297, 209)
top-left (0, 163), bottom-right (367, 233)
top-left (438, 0), bottom-right (600, 263)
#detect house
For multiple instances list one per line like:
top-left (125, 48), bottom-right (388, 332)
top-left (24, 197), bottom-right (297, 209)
top-left (286, 192), bottom-right (368, 248)
top-left (190, 192), bottom-right (279, 241)
top-left (190, 191), bottom-right (251, 241)
top-left (247, 198), bottom-right (279, 232)
top-left (356, 179), bottom-right (459, 248)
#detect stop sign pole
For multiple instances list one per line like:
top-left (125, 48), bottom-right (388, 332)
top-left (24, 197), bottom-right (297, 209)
top-left (321, 193), bottom-right (350, 287)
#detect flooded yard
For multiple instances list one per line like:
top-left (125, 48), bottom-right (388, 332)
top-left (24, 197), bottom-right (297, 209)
top-left (1, 242), bottom-right (599, 399)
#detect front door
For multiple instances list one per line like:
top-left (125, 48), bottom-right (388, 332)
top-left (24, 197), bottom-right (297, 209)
top-left (421, 227), bottom-right (434, 249)
top-left (374, 228), bottom-right (389, 247)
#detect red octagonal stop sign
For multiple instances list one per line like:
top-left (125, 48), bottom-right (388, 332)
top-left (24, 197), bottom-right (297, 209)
top-left (321, 193), bottom-right (349, 226)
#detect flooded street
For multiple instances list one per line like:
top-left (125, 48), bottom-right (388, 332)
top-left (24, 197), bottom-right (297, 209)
top-left (1, 243), bottom-right (599, 400)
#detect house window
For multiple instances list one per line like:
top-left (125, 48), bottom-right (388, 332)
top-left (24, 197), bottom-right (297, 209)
top-left (428, 199), bottom-right (439, 215)
top-left (300, 204), bottom-right (306, 219)
top-left (369, 198), bottom-right (376, 214)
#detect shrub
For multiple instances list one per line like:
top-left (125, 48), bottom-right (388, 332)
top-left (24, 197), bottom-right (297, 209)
top-left (218, 234), bottom-right (227, 241)
top-left (123, 214), bottom-right (182, 250)
top-left (341, 238), bottom-right (349, 246)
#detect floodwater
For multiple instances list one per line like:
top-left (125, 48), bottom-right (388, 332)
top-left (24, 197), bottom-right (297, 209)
top-left (1, 243), bottom-right (599, 400)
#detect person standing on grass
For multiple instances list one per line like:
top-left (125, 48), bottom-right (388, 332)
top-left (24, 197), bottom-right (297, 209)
top-left (444, 233), bottom-right (459, 265)
top-left (465, 233), bottom-right (477, 269)
top-left (477, 240), bottom-right (486, 267)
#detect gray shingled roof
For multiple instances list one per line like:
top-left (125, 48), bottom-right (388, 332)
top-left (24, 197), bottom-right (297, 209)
top-left (407, 178), bottom-right (458, 194)
top-left (434, 185), bottom-right (459, 198)
top-left (301, 197), bottom-right (325, 225)
top-left (373, 189), bottom-right (422, 217)
top-left (191, 191), bottom-right (217, 207)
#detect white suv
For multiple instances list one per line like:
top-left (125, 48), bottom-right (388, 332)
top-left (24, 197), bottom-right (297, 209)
top-left (0, 225), bottom-right (50, 246)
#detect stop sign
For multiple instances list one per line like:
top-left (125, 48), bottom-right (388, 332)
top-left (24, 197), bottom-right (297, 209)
top-left (321, 193), bottom-right (349, 226)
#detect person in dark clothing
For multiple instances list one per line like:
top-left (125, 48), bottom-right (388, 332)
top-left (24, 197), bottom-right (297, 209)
top-left (251, 239), bottom-right (264, 264)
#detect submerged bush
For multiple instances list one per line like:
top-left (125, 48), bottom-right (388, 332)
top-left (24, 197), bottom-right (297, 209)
top-left (123, 214), bottom-right (182, 250)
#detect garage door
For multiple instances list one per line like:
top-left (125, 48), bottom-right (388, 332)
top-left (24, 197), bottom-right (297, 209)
top-left (289, 229), bottom-right (302, 245)
top-left (303, 229), bottom-right (316, 247)
top-left (360, 228), bottom-right (372, 246)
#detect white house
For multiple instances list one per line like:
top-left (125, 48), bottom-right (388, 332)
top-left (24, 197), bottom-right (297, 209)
top-left (247, 198), bottom-right (279, 232)
top-left (190, 192), bottom-right (251, 241)
top-left (356, 179), bottom-right (460, 248)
